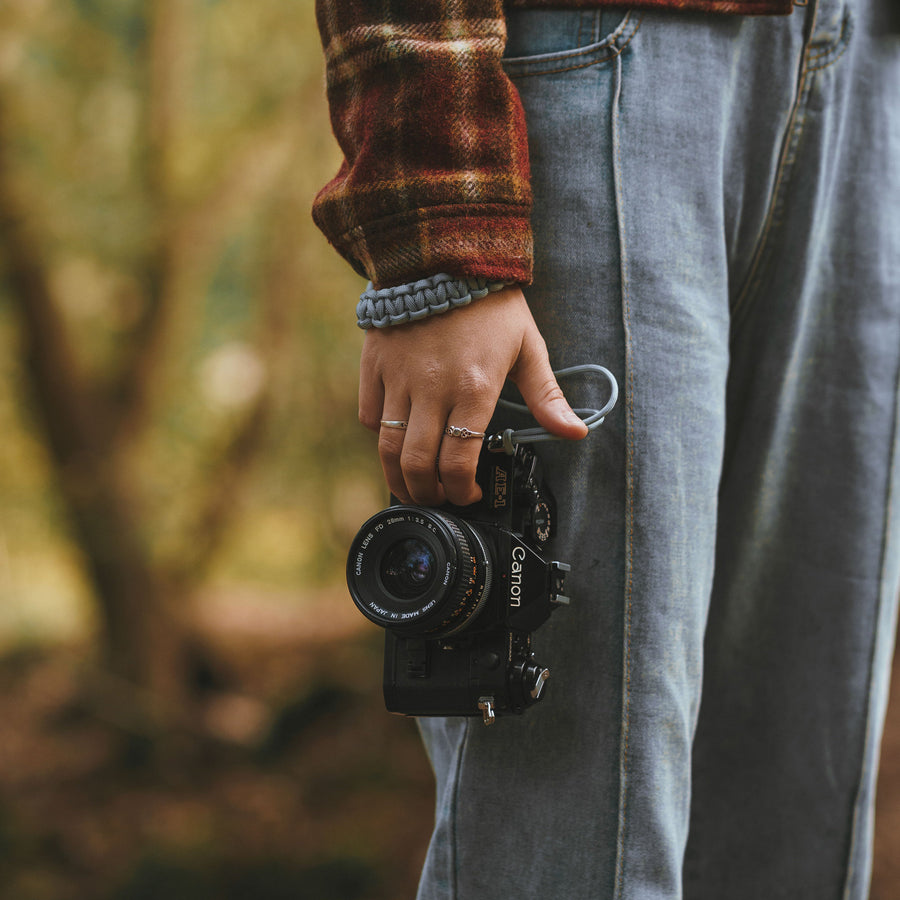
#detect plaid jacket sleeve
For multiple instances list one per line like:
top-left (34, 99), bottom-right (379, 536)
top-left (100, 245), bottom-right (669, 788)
top-left (313, 0), bottom-right (533, 289)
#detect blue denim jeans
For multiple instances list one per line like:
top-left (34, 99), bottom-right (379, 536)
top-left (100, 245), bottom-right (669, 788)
top-left (415, 1), bottom-right (900, 898)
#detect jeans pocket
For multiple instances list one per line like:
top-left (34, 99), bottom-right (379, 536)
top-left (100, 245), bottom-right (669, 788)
top-left (502, 8), bottom-right (638, 78)
top-left (806, 0), bottom-right (853, 73)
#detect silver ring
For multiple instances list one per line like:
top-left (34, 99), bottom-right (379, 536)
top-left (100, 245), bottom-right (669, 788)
top-left (444, 425), bottom-right (486, 440)
top-left (380, 420), bottom-right (408, 429)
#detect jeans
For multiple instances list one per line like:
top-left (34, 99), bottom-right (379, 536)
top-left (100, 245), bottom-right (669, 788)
top-left (415, 1), bottom-right (900, 898)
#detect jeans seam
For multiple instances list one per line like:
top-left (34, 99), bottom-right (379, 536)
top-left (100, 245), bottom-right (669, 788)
top-left (611, 48), bottom-right (635, 900)
top-left (730, 4), bottom-right (817, 326)
top-left (450, 718), bottom-right (470, 900)
top-left (840, 354), bottom-right (900, 900)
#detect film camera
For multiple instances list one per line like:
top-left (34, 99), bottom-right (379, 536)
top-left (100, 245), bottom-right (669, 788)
top-left (346, 438), bottom-right (570, 725)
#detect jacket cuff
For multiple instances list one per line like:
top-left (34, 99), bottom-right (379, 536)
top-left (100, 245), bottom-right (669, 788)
top-left (314, 199), bottom-right (533, 289)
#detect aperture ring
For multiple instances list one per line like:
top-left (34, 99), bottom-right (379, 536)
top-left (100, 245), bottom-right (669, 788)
top-left (428, 514), bottom-right (492, 638)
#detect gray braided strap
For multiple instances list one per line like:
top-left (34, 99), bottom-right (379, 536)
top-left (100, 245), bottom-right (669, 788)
top-left (356, 274), bottom-right (510, 330)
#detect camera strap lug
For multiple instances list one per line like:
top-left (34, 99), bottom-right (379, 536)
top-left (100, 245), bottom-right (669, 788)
top-left (529, 667), bottom-right (551, 700)
top-left (486, 431), bottom-right (515, 454)
top-left (477, 696), bottom-right (497, 725)
top-left (550, 561), bottom-right (571, 606)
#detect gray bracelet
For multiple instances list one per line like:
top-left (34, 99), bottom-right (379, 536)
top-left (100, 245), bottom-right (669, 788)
top-left (356, 274), bottom-right (510, 330)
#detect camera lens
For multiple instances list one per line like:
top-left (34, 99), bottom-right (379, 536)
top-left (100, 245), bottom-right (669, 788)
top-left (379, 538), bottom-right (437, 600)
top-left (347, 506), bottom-right (492, 637)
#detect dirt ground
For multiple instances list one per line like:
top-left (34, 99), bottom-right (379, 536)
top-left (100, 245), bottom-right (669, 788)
top-left (0, 596), bottom-right (897, 900)
top-left (0, 598), bottom-right (435, 900)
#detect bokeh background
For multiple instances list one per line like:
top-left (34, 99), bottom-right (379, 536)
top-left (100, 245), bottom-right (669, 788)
top-left (0, 2), bottom-right (897, 899)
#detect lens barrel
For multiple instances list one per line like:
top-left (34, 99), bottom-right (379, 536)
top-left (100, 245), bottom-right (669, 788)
top-left (347, 506), bottom-right (492, 637)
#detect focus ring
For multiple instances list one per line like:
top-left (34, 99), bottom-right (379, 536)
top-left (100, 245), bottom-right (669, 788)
top-left (421, 512), bottom-right (482, 637)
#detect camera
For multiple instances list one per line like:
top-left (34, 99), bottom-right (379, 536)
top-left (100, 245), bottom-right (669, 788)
top-left (346, 438), bottom-right (570, 725)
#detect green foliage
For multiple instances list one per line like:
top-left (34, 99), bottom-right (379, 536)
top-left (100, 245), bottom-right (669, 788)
top-left (0, 0), bottom-right (382, 644)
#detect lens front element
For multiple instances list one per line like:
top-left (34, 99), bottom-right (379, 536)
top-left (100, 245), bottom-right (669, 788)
top-left (347, 506), bottom-right (492, 637)
top-left (379, 538), bottom-right (437, 600)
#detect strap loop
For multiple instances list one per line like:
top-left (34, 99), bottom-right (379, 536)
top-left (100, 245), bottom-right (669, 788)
top-left (488, 364), bottom-right (619, 454)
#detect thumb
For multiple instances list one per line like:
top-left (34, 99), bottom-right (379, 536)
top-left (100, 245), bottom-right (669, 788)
top-left (510, 330), bottom-right (589, 440)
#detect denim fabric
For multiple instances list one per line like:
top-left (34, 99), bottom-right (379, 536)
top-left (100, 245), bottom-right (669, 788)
top-left (415, 2), bottom-right (900, 898)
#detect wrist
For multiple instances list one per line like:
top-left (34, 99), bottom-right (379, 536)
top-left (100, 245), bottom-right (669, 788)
top-left (356, 274), bottom-right (511, 330)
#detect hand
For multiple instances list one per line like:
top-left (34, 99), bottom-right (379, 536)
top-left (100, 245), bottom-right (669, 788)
top-left (358, 286), bottom-right (588, 506)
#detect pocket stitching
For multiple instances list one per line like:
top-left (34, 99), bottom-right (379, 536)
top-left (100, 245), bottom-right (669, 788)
top-left (503, 12), bottom-right (641, 79)
top-left (806, 8), bottom-right (853, 71)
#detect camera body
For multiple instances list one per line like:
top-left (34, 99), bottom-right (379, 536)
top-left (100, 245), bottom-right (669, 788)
top-left (347, 441), bottom-right (570, 724)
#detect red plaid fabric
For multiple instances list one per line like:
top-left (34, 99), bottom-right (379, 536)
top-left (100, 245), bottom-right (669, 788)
top-left (313, 0), bottom-right (793, 288)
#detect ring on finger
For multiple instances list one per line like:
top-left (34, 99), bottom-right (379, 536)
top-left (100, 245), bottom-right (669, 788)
top-left (380, 420), bottom-right (408, 429)
top-left (444, 424), bottom-right (486, 440)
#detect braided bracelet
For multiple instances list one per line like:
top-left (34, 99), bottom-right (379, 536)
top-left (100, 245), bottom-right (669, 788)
top-left (356, 274), bottom-right (510, 330)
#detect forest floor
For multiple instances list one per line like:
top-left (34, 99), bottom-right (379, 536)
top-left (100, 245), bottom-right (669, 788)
top-left (0, 591), bottom-right (433, 900)
top-left (0, 590), bottom-right (898, 900)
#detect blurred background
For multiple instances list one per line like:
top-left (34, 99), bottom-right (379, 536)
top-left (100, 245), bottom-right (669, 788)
top-left (0, 2), bottom-right (896, 899)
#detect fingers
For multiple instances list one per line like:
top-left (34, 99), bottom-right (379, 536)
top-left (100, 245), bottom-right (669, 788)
top-left (378, 404), bottom-right (491, 507)
top-left (372, 387), bottom-right (492, 506)
top-left (386, 407), bottom-right (447, 507)
top-left (436, 405), bottom-right (491, 506)
top-left (358, 350), bottom-right (385, 433)
top-left (361, 334), bottom-right (433, 504)
top-left (360, 320), bottom-right (500, 506)
top-left (377, 412), bottom-right (413, 503)
top-left (362, 349), bottom-right (442, 504)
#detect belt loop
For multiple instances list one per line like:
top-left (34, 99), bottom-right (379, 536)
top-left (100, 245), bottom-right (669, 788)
top-left (576, 9), bottom-right (596, 46)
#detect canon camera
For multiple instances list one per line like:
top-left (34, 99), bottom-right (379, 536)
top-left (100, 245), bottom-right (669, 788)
top-left (346, 438), bottom-right (570, 725)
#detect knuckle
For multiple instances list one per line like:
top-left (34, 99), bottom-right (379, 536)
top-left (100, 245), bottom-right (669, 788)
top-left (359, 409), bottom-right (380, 432)
top-left (535, 376), bottom-right (566, 406)
top-left (389, 484), bottom-right (411, 505)
top-left (377, 430), bottom-right (404, 459)
top-left (415, 362), bottom-right (445, 394)
top-left (402, 447), bottom-right (437, 479)
top-left (455, 367), bottom-right (495, 403)
top-left (438, 455), bottom-right (475, 484)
